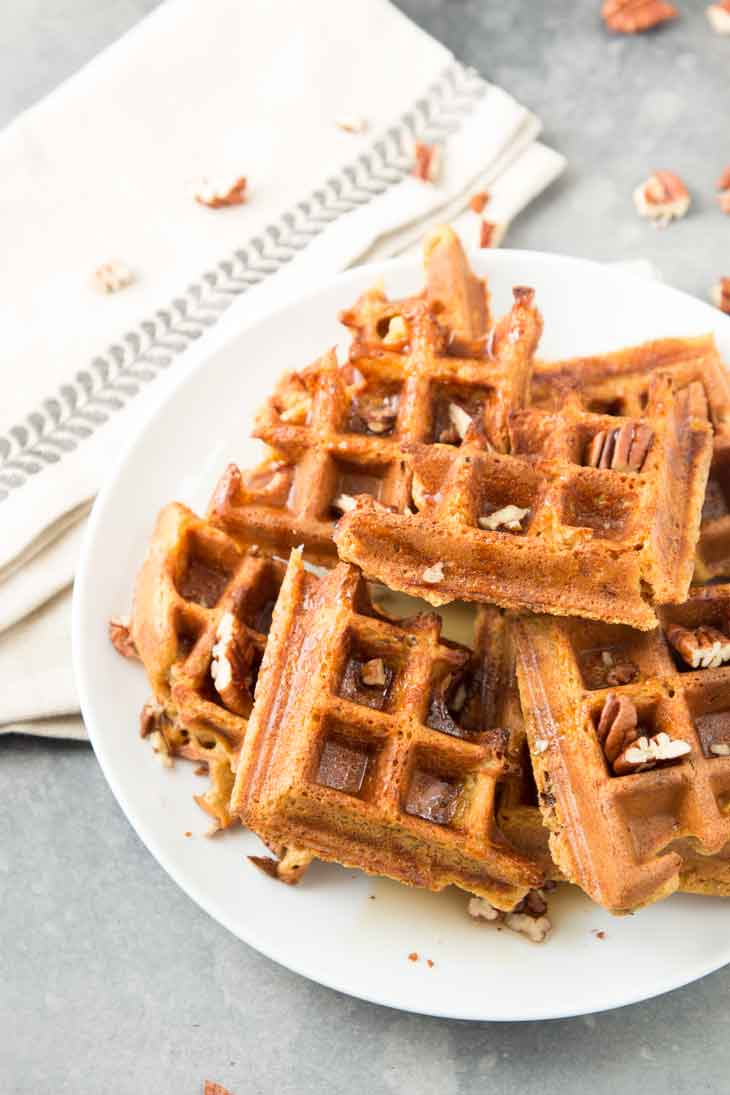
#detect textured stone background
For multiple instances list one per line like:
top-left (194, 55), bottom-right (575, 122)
top-left (3, 3), bottom-right (730, 1093)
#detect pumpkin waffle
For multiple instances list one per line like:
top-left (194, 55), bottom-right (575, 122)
top-left (206, 226), bottom-right (538, 563)
top-left (533, 334), bottom-right (730, 580)
top-left (230, 548), bottom-right (544, 908)
top-left (514, 584), bottom-right (730, 914)
top-left (114, 501), bottom-right (285, 830)
top-left (335, 369), bottom-right (713, 630)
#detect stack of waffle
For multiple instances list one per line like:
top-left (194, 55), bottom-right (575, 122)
top-left (111, 225), bottom-right (730, 928)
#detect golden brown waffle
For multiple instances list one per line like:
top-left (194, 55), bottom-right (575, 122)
top-left (120, 502), bottom-right (285, 830)
top-left (230, 549), bottom-right (544, 908)
top-left (533, 335), bottom-right (730, 580)
top-left (335, 370), bottom-right (712, 630)
top-left (513, 584), bottom-right (730, 914)
top-left (206, 226), bottom-right (538, 563)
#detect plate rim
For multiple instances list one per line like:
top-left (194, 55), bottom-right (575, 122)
top-left (72, 248), bottom-right (730, 1021)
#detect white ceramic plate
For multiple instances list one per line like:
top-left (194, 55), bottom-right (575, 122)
top-left (73, 251), bottom-right (730, 1021)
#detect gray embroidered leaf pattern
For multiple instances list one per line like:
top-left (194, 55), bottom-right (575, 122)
top-left (0, 63), bottom-right (486, 500)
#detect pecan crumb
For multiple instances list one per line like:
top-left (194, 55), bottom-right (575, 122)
top-left (711, 277), bottom-right (730, 315)
top-left (412, 142), bottom-right (440, 183)
top-left (193, 175), bottom-right (247, 208)
top-left (718, 192), bottom-right (730, 216)
top-left (184, 831), bottom-right (192, 838)
top-left (707, 1), bottom-right (730, 34)
top-left (602, 0), bottom-right (678, 33)
top-left (92, 261), bottom-right (135, 294)
top-left (478, 505), bottom-right (529, 532)
top-left (427, 958), bottom-right (435, 968)
top-left (408, 951), bottom-right (419, 962)
top-left (469, 190), bottom-right (490, 214)
top-left (666, 623), bottom-right (730, 669)
top-left (108, 615), bottom-right (138, 659)
top-left (422, 561), bottom-right (445, 584)
top-left (633, 171), bottom-right (690, 226)
top-left (585, 422), bottom-right (653, 472)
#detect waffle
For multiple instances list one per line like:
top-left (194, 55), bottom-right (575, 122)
top-left (533, 335), bottom-right (730, 580)
top-left (513, 584), bottom-right (730, 913)
top-left (230, 548), bottom-right (544, 908)
top-left (335, 368), bottom-right (712, 629)
top-left (206, 226), bottom-right (538, 562)
top-left (119, 502), bottom-right (285, 830)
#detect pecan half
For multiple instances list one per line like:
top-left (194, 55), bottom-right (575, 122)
top-left (707, 1), bottom-right (730, 34)
top-left (666, 623), bottom-right (730, 669)
top-left (613, 731), bottom-right (691, 775)
top-left (412, 142), bottom-right (440, 183)
top-left (711, 277), bottom-right (730, 315)
top-left (585, 422), bottom-right (653, 473)
top-left (596, 693), bottom-right (640, 768)
top-left (108, 615), bottom-right (138, 659)
top-left (193, 175), bottom-right (247, 208)
top-left (633, 170), bottom-right (690, 225)
top-left (602, 0), bottom-right (678, 33)
top-left (210, 612), bottom-right (257, 716)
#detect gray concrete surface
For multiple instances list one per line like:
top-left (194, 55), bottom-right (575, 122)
top-left (2, 2), bottom-right (730, 1093)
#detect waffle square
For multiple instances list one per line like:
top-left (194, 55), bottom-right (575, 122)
top-left (230, 549), bottom-right (543, 908)
top-left (336, 370), bottom-right (712, 630)
top-left (128, 502), bottom-right (286, 829)
top-left (532, 335), bottom-right (730, 580)
top-left (513, 584), bottom-right (730, 913)
top-left (206, 227), bottom-right (538, 563)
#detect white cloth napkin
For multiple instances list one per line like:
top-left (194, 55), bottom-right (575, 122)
top-left (0, 0), bottom-right (565, 739)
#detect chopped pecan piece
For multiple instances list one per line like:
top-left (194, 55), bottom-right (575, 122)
top-left (716, 166), bottom-right (730, 191)
top-left (382, 315), bottom-right (409, 347)
top-left (707, 1), bottom-right (730, 34)
top-left (92, 260), bottom-right (135, 294)
top-left (469, 190), bottom-right (490, 214)
top-left (711, 277), bottom-right (730, 315)
top-left (581, 648), bottom-right (640, 690)
top-left (412, 141), bottom-right (440, 183)
top-left (348, 391), bottom-right (399, 435)
top-left (585, 422), bottom-right (653, 473)
top-left (613, 731), bottom-right (691, 776)
top-left (335, 114), bottom-right (367, 133)
top-left (448, 402), bottom-right (474, 442)
top-left (666, 623), bottom-right (730, 669)
top-left (468, 895), bottom-right (552, 943)
top-left (596, 693), bottom-right (641, 769)
top-left (193, 175), bottom-right (247, 208)
top-left (479, 220), bottom-right (500, 248)
top-left (422, 561), bottom-right (445, 583)
top-left (602, 0), bottom-right (678, 33)
top-left (204, 1082), bottom-right (234, 1095)
top-left (249, 845), bottom-right (314, 884)
top-left (108, 615), bottom-right (138, 659)
top-left (210, 612), bottom-right (257, 716)
top-left (633, 170), bottom-right (690, 225)
top-left (478, 505), bottom-right (529, 532)
top-left (360, 658), bottom-right (387, 687)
